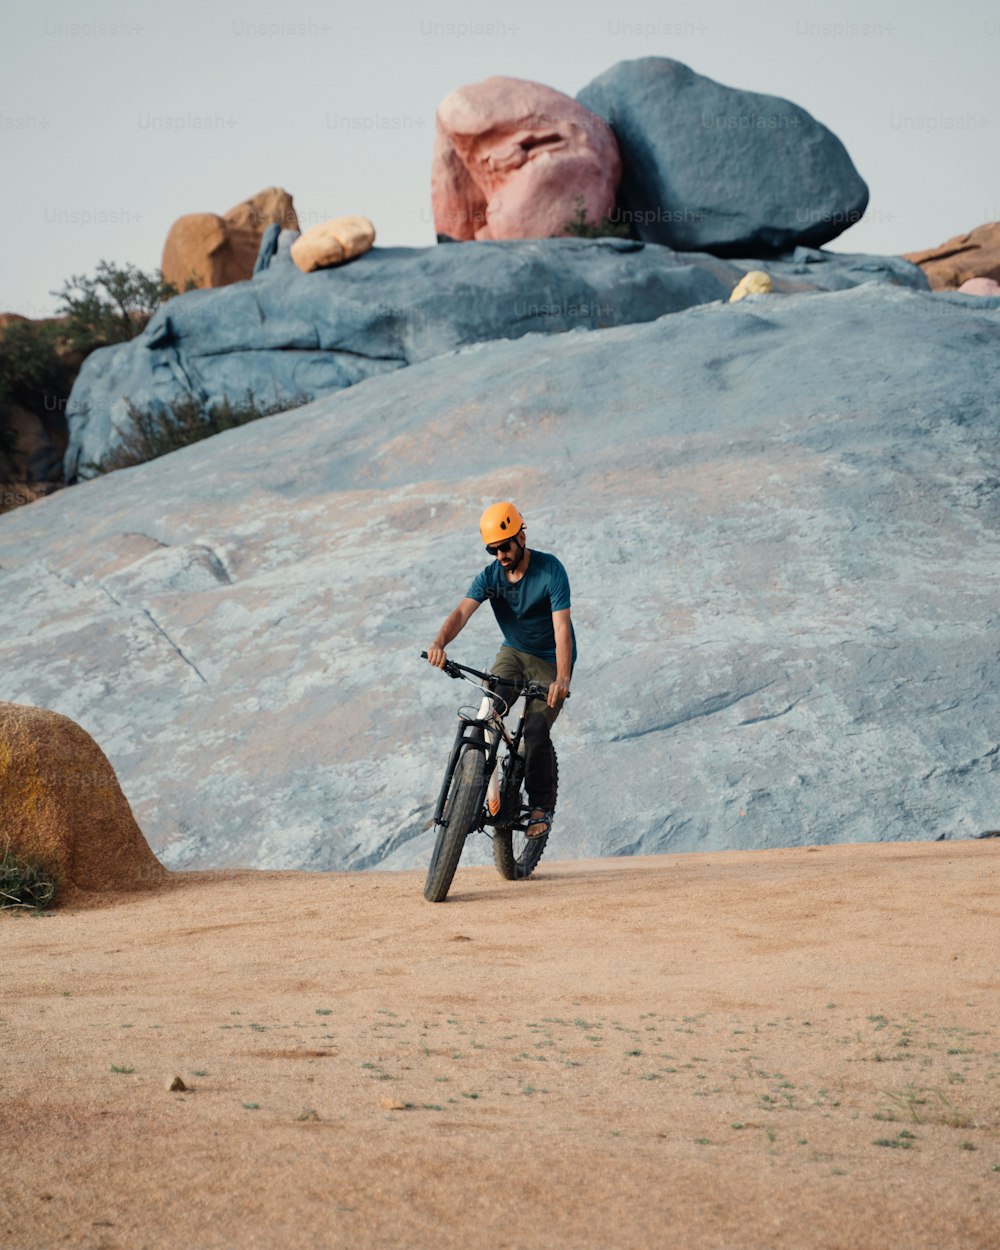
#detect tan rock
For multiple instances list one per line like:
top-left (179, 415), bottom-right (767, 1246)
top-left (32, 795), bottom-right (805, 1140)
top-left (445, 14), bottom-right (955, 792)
top-left (162, 187), bottom-right (299, 291)
top-left (224, 186), bottom-right (299, 235)
top-left (290, 216), bottom-right (376, 273)
top-left (162, 213), bottom-right (228, 289)
top-left (167, 1076), bottom-right (187, 1092)
top-left (0, 702), bottom-right (167, 894)
top-left (902, 221), bottom-right (1000, 290)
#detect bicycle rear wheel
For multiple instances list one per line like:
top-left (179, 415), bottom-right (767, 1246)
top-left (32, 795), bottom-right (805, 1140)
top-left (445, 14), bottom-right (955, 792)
top-left (492, 748), bottom-right (556, 881)
top-left (424, 736), bottom-right (484, 903)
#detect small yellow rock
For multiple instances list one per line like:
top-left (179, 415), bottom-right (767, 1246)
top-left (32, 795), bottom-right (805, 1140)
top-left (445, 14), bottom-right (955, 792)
top-left (729, 270), bottom-right (773, 302)
top-left (379, 1096), bottom-right (407, 1111)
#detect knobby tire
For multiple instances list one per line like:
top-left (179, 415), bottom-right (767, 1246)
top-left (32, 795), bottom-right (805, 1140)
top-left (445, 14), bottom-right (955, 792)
top-left (424, 739), bottom-right (484, 903)
top-left (492, 747), bottom-right (557, 881)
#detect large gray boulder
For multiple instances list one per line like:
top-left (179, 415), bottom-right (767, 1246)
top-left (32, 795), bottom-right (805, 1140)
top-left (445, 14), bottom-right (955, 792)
top-left (3, 281), bottom-right (997, 874)
top-left (577, 57), bottom-right (870, 253)
top-left (64, 238), bottom-right (921, 476)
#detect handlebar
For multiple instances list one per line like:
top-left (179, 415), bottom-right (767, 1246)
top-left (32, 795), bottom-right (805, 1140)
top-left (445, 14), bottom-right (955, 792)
top-left (419, 652), bottom-right (568, 701)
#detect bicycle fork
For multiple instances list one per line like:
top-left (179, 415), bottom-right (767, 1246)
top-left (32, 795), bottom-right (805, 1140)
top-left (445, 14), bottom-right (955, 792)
top-left (431, 698), bottom-right (519, 831)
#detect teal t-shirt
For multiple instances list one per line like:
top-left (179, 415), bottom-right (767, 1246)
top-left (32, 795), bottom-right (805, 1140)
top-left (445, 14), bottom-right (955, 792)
top-left (467, 549), bottom-right (577, 665)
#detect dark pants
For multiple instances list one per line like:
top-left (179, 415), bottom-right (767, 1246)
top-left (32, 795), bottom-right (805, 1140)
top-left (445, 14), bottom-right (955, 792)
top-left (490, 646), bottom-right (567, 812)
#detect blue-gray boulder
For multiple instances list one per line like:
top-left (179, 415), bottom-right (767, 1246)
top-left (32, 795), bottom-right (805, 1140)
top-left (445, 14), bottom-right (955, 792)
top-left (577, 57), bottom-right (869, 254)
top-left (3, 281), bottom-right (996, 874)
top-left (252, 222), bottom-right (282, 274)
top-left (64, 238), bottom-right (921, 477)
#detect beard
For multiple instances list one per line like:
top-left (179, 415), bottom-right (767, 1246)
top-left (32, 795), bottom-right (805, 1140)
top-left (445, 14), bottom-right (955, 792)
top-left (500, 539), bottom-right (525, 573)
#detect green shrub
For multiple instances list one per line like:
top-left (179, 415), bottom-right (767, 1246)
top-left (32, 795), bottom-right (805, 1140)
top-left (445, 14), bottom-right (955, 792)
top-left (0, 318), bottom-right (75, 413)
top-left (51, 260), bottom-right (184, 354)
top-left (2, 260), bottom-right (185, 507)
top-left (82, 389), bottom-right (309, 476)
top-left (1, 848), bottom-right (59, 910)
top-left (562, 196), bottom-right (633, 240)
top-left (0, 318), bottom-right (78, 490)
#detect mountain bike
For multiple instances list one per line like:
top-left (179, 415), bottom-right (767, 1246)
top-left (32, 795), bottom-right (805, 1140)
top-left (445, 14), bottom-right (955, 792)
top-left (420, 654), bottom-right (563, 903)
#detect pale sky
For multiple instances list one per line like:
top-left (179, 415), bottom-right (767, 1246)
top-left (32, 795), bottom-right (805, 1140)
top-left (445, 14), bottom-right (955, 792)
top-left (3, 0), bottom-right (997, 318)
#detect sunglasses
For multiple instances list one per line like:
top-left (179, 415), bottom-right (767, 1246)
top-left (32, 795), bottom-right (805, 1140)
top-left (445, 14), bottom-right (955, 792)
top-left (486, 536), bottom-right (519, 556)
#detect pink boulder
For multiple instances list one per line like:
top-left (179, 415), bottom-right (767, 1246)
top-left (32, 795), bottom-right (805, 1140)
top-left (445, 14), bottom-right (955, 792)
top-left (432, 76), bottom-right (621, 242)
top-left (958, 276), bottom-right (1000, 297)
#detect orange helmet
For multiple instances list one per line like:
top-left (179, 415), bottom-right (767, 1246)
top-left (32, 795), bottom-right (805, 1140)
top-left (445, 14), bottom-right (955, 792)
top-left (479, 501), bottom-right (524, 546)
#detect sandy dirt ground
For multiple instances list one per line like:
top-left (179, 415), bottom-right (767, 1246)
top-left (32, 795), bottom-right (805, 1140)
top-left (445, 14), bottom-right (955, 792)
top-left (2, 839), bottom-right (998, 1250)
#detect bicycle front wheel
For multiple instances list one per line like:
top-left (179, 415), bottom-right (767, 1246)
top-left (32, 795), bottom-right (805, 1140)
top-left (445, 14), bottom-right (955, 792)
top-left (424, 738), bottom-right (484, 903)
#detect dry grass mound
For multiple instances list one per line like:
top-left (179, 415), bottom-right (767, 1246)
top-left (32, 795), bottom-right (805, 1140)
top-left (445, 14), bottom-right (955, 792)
top-left (0, 701), bottom-right (166, 895)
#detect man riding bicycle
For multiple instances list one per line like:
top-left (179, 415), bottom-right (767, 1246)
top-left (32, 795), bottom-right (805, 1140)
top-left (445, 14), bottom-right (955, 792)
top-left (426, 502), bottom-right (576, 841)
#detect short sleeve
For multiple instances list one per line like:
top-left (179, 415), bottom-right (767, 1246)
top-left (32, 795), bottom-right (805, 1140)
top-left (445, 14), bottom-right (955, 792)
top-left (548, 558), bottom-right (571, 611)
top-left (466, 565), bottom-right (490, 602)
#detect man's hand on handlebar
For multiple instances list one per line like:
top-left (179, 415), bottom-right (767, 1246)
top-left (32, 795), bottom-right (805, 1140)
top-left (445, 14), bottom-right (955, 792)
top-left (426, 645), bottom-right (447, 669)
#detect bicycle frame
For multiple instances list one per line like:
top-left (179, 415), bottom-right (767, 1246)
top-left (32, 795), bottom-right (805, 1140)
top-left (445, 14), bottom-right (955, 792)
top-left (431, 680), bottom-right (531, 836)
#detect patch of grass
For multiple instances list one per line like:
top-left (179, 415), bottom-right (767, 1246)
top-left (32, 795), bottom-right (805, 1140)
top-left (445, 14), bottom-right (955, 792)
top-left (82, 389), bottom-right (309, 476)
top-left (874, 1130), bottom-right (917, 1150)
top-left (561, 196), bottom-right (633, 240)
top-left (933, 1091), bottom-right (975, 1129)
top-left (880, 1085), bottom-right (976, 1129)
top-left (109, 1064), bottom-right (135, 1074)
top-left (880, 1084), bottom-right (926, 1124)
top-left (1, 848), bottom-right (59, 910)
